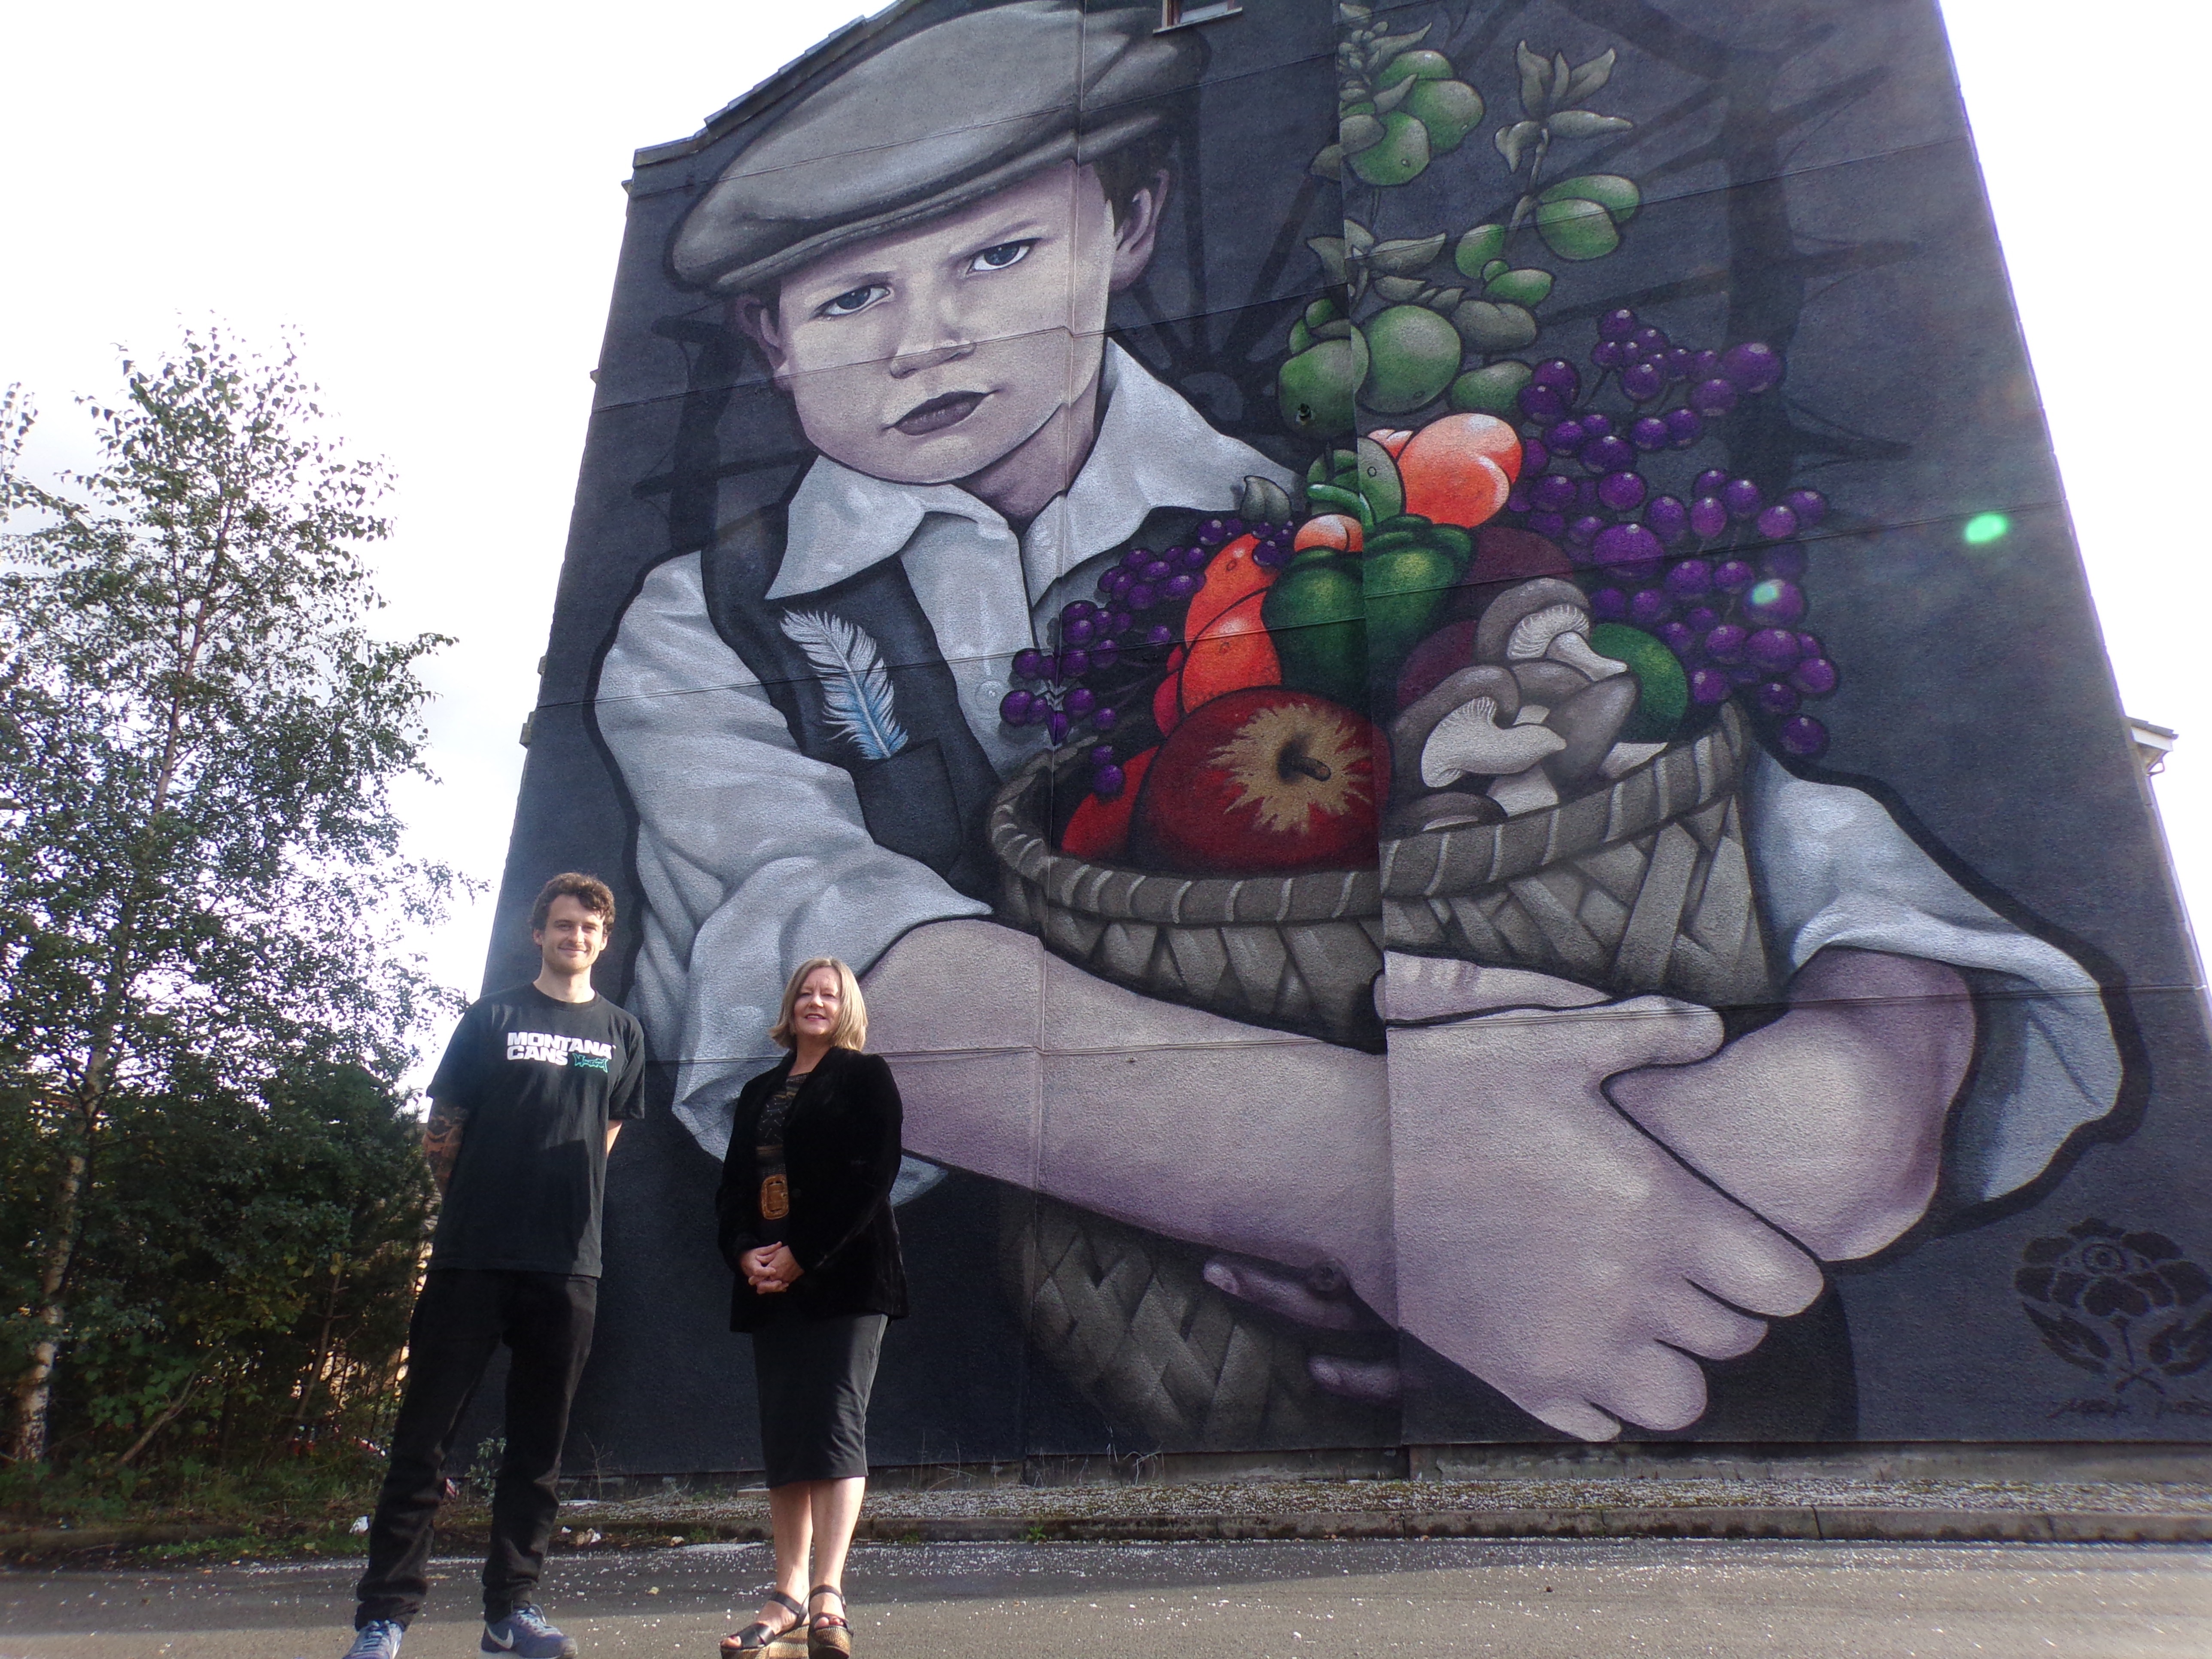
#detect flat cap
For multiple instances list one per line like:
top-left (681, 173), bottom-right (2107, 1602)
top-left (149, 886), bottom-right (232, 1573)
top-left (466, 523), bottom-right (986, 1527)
top-left (671, 1), bottom-right (1205, 296)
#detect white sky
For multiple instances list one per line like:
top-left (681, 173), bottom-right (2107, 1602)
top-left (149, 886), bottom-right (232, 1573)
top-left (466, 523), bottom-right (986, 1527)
top-left (3, 0), bottom-right (2205, 1053)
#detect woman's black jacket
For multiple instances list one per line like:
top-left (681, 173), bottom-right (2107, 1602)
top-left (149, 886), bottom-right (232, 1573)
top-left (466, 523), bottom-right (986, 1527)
top-left (714, 1046), bottom-right (909, 1332)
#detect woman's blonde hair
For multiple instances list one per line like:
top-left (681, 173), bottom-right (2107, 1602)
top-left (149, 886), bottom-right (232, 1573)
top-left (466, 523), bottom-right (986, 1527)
top-left (769, 956), bottom-right (869, 1051)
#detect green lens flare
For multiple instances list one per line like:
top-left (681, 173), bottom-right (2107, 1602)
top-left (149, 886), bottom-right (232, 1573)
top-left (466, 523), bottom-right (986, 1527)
top-left (1962, 512), bottom-right (2010, 545)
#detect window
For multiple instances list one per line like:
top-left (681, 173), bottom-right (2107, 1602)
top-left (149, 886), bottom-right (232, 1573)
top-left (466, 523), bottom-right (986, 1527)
top-left (1159, 0), bottom-right (1242, 30)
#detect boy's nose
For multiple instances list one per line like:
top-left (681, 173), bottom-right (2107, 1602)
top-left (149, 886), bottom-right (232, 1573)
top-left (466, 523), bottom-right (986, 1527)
top-left (888, 341), bottom-right (975, 379)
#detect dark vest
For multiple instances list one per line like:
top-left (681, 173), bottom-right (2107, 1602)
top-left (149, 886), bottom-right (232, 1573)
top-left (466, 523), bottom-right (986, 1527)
top-left (696, 487), bottom-right (1206, 903)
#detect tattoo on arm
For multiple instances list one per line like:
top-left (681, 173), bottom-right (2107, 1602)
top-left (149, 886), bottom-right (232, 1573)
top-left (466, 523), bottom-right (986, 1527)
top-left (422, 1101), bottom-right (468, 1194)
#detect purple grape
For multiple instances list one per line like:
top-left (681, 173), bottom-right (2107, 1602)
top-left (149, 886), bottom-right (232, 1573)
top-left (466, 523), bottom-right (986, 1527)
top-left (1621, 361), bottom-right (1666, 402)
top-left (1743, 578), bottom-right (1806, 627)
top-left (1163, 572), bottom-right (1198, 602)
top-left (1583, 436), bottom-right (1637, 474)
top-left (1667, 408), bottom-right (1705, 448)
top-left (1755, 504), bottom-right (1799, 541)
top-left (1690, 349), bottom-right (1721, 380)
top-left (1093, 705), bottom-right (1118, 730)
top-left (1221, 517), bottom-right (1247, 540)
top-left (1593, 522), bottom-right (1665, 572)
top-left (1647, 495), bottom-right (1691, 546)
top-left (1581, 413), bottom-right (1614, 439)
top-left (1145, 623), bottom-right (1174, 647)
top-left (1185, 544), bottom-right (1212, 570)
top-left (1683, 605), bottom-right (1720, 636)
top-left (1598, 470), bottom-right (1647, 511)
top-left (1630, 588), bottom-right (1674, 629)
top-left (1142, 558), bottom-right (1173, 583)
top-left (1066, 686), bottom-right (1097, 717)
top-left (1795, 631), bottom-right (1824, 659)
top-left (1590, 586), bottom-right (1630, 622)
top-left (1689, 495), bottom-right (1729, 539)
top-left (1690, 666), bottom-right (1732, 705)
top-left (1123, 545), bottom-right (1154, 568)
top-left (1000, 688), bottom-right (1036, 724)
top-left (1664, 346), bottom-right (1696, 381)
top-left (1126, 582), bottom-right (1155, 609)
top-left (1567, 514), bottom-right (1606, 550)
top-left (1546, 419), bottom-right (1587, 454)
top-left (1714, 558), bottom-right (1756, 594)
top-left (1574, 477), bottom-right (1602, 511)
top-left (1762, 544), bottom-right (1808, 580)
top-left (1722, 478), bottom-right (1763, 520)
top-left (1789, 658), bottom-right (1838, 697)
top-left (1531, 473), bottom-right (1577, 513)
top-left (1728, 664), bottom-right (1762, 687)
top-left (1721, 342), bottom-right (1785, 393)
top-left (1747, 627), bottom-right (1801, 675)
top-left (1630, 416), bottom-right (1671, 452)
top-left (1060, 647), bottom-right (1091, 678)
top-left (1518, 383), bottom-right (1569, 425)
top-left (1706, 623), bottom-right (1748, 664)
top-left (1194, 518), bottom-right (1228, 546)
top-left (1522, 438), bottom-right (1552, 474)
top-left (1691, 378), bottom-right (1740, 417)
top-left (1100, 568), bottom-right (1129, 598)
top-left (1598, 307), bottom-right (1639, 340)
top-left (1093, 763), bottom-right (1126, 798)
top-left (1527, 510), bottom-right (1567, 538)
top-left (1694, 468), bottom-right (1729, 497)
top-left (1014, 648), bottom-right (1045, 680)
top-left (1658, 620), bottom-right (1698, 660)
top-left (1063, 616), bottom-right (1095, 645)
top-left (1753, 680), bottom-right (1801, 717)
top-left (1783, 487), bottom-right (1828, 527)
top-left (1110, 610), bottom-right (1133, 634)
top-left (1507, 487), bottom-right (1533, 514)
top-left (1664, 558), bottom-right (1713, 599)
top-left (1778, 715), bottom-right (1829, 758)
top-left (1631, 326), bottom-right (1671, 357)
top-left (1252, 543), bottom-right (1288, 569)
top-left (1090, 744), bottom-right (1115, 765)
top-left (1065, 600), bottom-right (1096, 623)
top-left (1592, 339), bottom-right (1629, 369)
top-left (1047, 709), bottom-right (1071, 744)
top-left (1533, 359), bottom-right (1580, 395)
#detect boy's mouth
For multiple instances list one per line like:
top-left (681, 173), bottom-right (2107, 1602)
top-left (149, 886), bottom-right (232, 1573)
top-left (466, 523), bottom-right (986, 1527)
top-left (893, 391), bottom-right (987, 436)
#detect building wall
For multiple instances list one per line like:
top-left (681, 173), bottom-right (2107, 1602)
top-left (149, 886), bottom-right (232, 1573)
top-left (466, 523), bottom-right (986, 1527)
top-left (488, 0), bottom-right (2212, 1471)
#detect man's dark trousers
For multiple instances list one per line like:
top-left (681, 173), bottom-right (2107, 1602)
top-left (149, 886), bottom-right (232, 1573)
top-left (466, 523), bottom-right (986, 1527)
top-left (355, 1269), bottom-right (598, 1629)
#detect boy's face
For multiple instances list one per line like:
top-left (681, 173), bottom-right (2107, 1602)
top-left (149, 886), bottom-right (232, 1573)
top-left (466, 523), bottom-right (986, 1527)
top-left (735, 161), bottom-right (1162, 488)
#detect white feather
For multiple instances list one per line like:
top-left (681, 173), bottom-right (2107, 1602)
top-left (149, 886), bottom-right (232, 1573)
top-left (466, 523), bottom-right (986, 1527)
top-left (779, 609), bottom-right (908, 761)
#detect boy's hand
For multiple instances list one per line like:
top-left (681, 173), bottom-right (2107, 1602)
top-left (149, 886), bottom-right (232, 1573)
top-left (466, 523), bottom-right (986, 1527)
top-left (1389, 996), bottom-right (1824, 1440)
top-left (1607, 949), bottom-right (1975, 1261)
top-left (742, 1243), bottom-right (803, 1292)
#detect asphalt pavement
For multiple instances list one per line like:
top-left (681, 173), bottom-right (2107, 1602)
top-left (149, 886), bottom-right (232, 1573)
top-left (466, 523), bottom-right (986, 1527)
top-left (4, 1537), bottom-right (2209, 1658)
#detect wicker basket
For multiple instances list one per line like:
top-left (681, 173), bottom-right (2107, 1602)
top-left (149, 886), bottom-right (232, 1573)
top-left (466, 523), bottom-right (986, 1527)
top-left (984, 699), bottom-right (1775, 1446)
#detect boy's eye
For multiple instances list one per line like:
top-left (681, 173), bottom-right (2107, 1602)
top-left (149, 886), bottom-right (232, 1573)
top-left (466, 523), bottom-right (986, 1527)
top-left (818, 283), bottom-right (888, 318)
top-left (969, 240), bottom-right (1034, 273)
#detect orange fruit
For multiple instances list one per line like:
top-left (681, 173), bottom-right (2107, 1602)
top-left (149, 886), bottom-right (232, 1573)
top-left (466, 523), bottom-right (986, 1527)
top-left (1179, 591), bottom-right (1281, 713)
top-left (1367, 428), bottom-right (1415, 458)
top-left (1184, 533), bottom-right (1273, 644)
top-left (1292, 513), bottom-right (1364, 554)
top-left (1397, 413), bottom-right (1523, 528)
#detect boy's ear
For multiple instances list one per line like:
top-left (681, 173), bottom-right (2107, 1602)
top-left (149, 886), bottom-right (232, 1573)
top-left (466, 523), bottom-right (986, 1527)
top-left (1108, 171), bottom-right (1171, 294)
top-left (729, 295), bottom-right (792, 388)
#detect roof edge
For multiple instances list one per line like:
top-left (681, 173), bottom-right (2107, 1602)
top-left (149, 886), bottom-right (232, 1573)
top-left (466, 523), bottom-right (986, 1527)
top-left (631, 0), bottom-right (931, 169)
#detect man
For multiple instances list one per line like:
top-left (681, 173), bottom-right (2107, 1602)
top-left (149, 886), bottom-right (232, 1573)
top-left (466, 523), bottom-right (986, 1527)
top-left (596, 0), bottom-right (2118, 1441)
top-left (343, 873), bottom-right (647, 1659)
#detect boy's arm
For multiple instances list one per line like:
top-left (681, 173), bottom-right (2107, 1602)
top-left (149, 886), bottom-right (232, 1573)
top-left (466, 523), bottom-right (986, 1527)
top-left (422, 1099), bottom-right (467, 1195)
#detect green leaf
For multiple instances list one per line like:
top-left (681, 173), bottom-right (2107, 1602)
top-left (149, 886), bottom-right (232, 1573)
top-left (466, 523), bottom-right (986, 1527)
top-left (1480, 258), bottom-right (1509, 281)
top-left (1367, 233), bottom-right (1448, 275)
top-left (1541, 173), bottom-right (1642, 221)
top-left (1370, 274), bottom-right (1428, 304)
top-left (1310, 143), bottom-right (1344, 181)
top-left (1426, 286), bottom-right (1465, 310)
top-left (1546, 109), bottom-right (1634, 140)
top-left (1563, 48), bottom-right (1617, 106)
top-left (1516, 40), bottom-right (1550, 118)
top-left (1372, 78), bottom-right (1415, 115)
top-left (1345, 220), bottom-right (1377, 253)
top-left (1449, 299), bottom-right (1540, 352)
top-left (1340, 112), bottom-right (1386, 155)
top-left (1307, 237), bottom-right (1349, 287)
top-left (1535, 195), bottom-right (1621, 260)
top-left (1484, 267), bottom-right (1554, 307)
top-left (1495, 118), bottom-right (1543, 172)
top-left (1452, 224), bottom-right (1508, 279)
top-left (1370, 24), bottom-right (1433, 58)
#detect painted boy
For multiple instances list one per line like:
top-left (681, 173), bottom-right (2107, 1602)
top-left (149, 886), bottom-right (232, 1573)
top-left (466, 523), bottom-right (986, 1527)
top-left (595, 0), bottom-right (2121, 1440)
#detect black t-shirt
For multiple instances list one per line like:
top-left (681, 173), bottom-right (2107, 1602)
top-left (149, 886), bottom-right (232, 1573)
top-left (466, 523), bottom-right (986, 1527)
top-left (425, 983), bottom-right (647, 1277)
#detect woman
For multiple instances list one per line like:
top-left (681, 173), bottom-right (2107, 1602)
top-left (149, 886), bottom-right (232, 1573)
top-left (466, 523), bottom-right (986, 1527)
top-left (714, 958), bottom-right (907, 1658)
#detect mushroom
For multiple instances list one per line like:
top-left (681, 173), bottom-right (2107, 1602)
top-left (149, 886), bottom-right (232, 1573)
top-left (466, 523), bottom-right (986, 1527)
top-left (1544, 676), bottom-right (1639, 789)
top-left (1389, 790), bottom-right (1506, 834)
top-left (1474, 577), bottom-right (1627, 682)
top-left (1390, 665), bottom-right (1563, 793)
top-left (1488, 763), bottom-right (1560, 817)
top-left (1508, 659), bottom-right (1591, 709)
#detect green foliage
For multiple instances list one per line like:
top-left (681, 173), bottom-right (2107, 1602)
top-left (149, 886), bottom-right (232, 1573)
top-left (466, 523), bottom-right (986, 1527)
top-left (0, 331), bottom-right (459, 1466)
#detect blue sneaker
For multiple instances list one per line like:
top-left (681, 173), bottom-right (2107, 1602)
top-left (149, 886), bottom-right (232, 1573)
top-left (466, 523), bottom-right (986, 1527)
top-left (342, 1620), bottom-right (404, 1659)
top-left (482, 1603), bottom-right (577, 1658)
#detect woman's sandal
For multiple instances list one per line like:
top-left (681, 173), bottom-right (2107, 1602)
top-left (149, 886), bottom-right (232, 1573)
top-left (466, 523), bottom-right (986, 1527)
top-left (807, 1584), bottom-right (853, 1658)
top-left (720, 1588), bottom-right (806, 1656)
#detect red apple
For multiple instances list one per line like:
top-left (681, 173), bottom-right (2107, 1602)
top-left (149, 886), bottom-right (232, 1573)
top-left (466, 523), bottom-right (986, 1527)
top-left (1060, 747), bottom-right (1157, 861)
top-left (1131, 688), bottom-right (1387, 875)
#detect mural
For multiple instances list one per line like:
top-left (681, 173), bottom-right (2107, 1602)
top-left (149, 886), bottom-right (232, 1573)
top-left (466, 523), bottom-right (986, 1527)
top-left (485, 0), bottom-right (2212, 1469)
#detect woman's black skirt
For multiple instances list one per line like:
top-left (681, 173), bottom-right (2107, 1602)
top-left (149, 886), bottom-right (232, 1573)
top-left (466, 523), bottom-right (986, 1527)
top-left (751, 1312), bottom-right (887, 1487)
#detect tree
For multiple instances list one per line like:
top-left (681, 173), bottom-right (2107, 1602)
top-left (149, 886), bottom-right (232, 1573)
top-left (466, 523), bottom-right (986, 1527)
top-left (0, 333), bottom-right (459, 1462)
